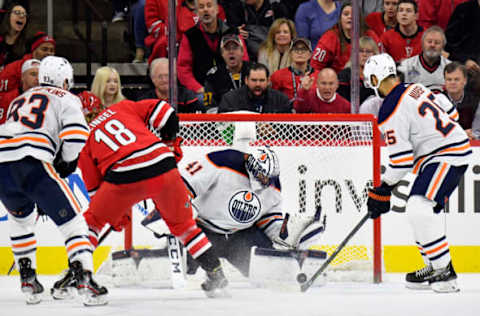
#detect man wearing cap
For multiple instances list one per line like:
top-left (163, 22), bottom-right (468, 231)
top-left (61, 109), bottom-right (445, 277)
top-left (177, 0), bottom-right (248, 99)
top-left (270, 38), bottom-right (319, 106)
top-left (0, 31), bottom-right (55, 94)
top-left (295, 67), bottom-right (350, 113)
top-left (0, 58), bottom-right (40, 124)
top-left (204, 34), bottom-right (252, 112)
top-left (218, 62), bottom-right (292, 113)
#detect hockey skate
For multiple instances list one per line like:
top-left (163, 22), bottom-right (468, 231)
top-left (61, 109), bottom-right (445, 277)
top-left (201, 267), bottom-right (229, 298)
top-left (405, 264), bottom-right (433, 289)
top-left (19, 258), bottom-right (44, 304)
top-left (429, 261), bottom-right (459, 293)
top-left (70, 261), bottom-right (108, 306)
top-left (51, 267), bottom-right (77, 300)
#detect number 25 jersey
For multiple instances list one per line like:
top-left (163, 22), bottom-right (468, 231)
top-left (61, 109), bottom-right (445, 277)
top-left (0, 86), bottom-right (89, 164)
top-left (78, 99), bottom-right (176, 194)
top-left (379, 83), bottom-right (472, 185)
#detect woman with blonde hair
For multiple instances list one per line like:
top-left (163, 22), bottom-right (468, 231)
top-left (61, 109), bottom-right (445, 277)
top-left (257, 18), bottom-right (296, 75)
top-left (90, 66), bottom-right (126, 107)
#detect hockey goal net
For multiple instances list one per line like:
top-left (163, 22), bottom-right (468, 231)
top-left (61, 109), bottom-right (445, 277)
top-left (121, 113), bottom-right (382, 283)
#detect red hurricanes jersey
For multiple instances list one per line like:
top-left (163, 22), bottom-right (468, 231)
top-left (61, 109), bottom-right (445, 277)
top-left (0, 54), bottom-right (31, 93)
top-left (366, 12), bottom-right (390, 38)
top-left (270, 67), bottom-right (319, 100)
top-left (78, 99), bottom-right (175, 193)
top-left (380, 26), bottom-right (424, 62)
top-left (0, 88), bottom-right (19, 123)
top-left (311, 28), bottom-right (379, 73)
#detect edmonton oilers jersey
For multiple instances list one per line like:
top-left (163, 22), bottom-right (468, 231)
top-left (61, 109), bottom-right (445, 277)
top-left (179, 149), bottom-right (284, 238)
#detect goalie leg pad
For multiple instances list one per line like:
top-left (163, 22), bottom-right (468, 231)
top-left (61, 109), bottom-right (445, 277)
top-left (249, 247), bottom-right (327, 289)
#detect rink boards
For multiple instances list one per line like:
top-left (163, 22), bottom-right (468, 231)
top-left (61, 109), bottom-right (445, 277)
top-left (0, 144), bottom-right (480, 275)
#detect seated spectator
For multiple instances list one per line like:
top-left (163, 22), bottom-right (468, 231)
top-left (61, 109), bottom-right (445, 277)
top-left (295, 67), bottom-right (350, 113)
top-left (295, 0), bottom-right (341, 49)
top-left (90, 66), bottom-right (126, 107)
top-left (137, 58), bottom-right (204, 113)
top-left (381, 0), bottom-right (423, 62)
top-left (0, 31), bottom-right (54, 94)
top-left (204, 34), bottom-right (251, 112)
top-left (0, 58), bottom-right (39, 124)
top-left (366, 0), bottom-right (398, 39)
top-left (445, 0), bottom-right (480, 75)
top-left (0, 2), bottom-right (29, 68)
top-left (397, 26), bottom-right (450, 92)
top-left (337, 36), bottom-right (378, 104)
top-left (257, 18), bottom-right (296, 74)
top-left (270, 37), bottom-right (318, 105)
top-left (443, 62), bottom-right (480, 136)
top-left (418, 0), bottom-right (467, 31)
top-left (226, 0), bottom-right (289, 59)
top-left (144, 0), bottom-right (227, 64)
top-left (218, 62), bottom-right (292, 113)
top-left (177, 0), bottom-right (248, 98)
top-left (311, 2), bottom-right (379, 73)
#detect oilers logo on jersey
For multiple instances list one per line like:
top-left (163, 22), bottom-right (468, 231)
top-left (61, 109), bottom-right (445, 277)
top-left (228, 191), bottom-right (261, 223)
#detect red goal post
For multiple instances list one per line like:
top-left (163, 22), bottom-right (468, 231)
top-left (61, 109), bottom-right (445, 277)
top-left (124, 113), bottom-right (382, 283)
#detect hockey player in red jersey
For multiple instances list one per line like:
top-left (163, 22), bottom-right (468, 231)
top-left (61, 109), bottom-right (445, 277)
top-left (380, 0), bottom-right (423, 62)
top-left (79, 98), bottom-right (228, 297)
top-left (0, 56), bottom-right (107, 306)
top-left (364, 53), bottom-right (471, 293)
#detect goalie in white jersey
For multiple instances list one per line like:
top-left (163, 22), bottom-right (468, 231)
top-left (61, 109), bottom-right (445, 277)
top-left (178, 146), bottom-right (324, 277)
top-left (0, 56), bottom-right (107, 305)
top-left (364, 53), bottom-right (472, 293)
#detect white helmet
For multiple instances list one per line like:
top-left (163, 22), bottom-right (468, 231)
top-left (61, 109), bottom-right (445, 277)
top-left (363, 53), bottom-right (396, 98)
top-left (39, 56), bottom-right (74, 90)
top-left (245, 146), bottom-right (280, 186)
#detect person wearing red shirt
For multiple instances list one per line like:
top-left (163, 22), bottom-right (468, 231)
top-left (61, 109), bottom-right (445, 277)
top-left (380, 0), bottom-right (423, 62)
top-left (0, 31), bottom-right (54, 94)
top-left (79, 99), bottom-right (229, 296)
top-left (366, 0), bottom-right (399, 38)
top-left (0, 58), bottom-right (39, 124)
top-left (417, 0), bottom-right (467, 30)
top-left (271, 37), bottom-right (318, 105)
top-left (295, 67), bottom-right (351, 113)
top-left (311, 2), bottom-right (380, 73)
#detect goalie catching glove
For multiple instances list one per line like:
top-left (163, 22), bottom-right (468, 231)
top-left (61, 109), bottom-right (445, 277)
top-left (367, 182), bottom-right (396, 219)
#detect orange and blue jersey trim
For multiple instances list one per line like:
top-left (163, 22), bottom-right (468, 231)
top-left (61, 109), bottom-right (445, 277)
top-left (412, 139), bottom-right (472, 174)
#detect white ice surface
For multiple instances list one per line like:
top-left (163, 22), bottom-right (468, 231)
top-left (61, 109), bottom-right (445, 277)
top-left (0, 273), bottom-right (479, 316)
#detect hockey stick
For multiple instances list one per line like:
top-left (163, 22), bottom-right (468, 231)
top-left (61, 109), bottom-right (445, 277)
top-left (299, 212), bottom-right (371, 292)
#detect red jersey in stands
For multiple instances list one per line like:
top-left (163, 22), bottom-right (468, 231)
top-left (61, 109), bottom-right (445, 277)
top-left (270, 66), bottom-right (319, 101)
top-left (380, 25), bottom-right (424, 62)
top-left (311, 28), bottom-right (379, 73)
top-left (418, 0), bottom-right (468, 30)
top-left (79, 99), bottom-right (175, 192)
top-left (0, 88), bottom-right (20, 123)
top-left (295, 89), bottom-right (351, 113)
top-left (0, 53), bottom-right (31, 93)
top-left (366, 11), bottom-right (393, 38)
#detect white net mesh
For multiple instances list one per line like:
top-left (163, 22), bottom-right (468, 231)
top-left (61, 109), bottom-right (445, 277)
top-left (178, 114), bottom-right (381, 281)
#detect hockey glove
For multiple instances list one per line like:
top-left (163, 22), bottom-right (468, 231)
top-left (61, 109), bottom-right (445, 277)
top-left (367, 182), bottom-right (396, 219)
top-left (53, 156), bottom-right (78, 178)
top-left (165, 137), bottom-right (183, 163)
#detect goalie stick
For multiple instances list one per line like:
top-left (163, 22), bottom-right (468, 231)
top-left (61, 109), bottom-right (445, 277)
top-left (299, 212), bottom-right (371, 292)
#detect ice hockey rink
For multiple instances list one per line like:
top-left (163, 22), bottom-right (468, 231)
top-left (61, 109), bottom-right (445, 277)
top-left (0, 273), bottom-right (479, 316)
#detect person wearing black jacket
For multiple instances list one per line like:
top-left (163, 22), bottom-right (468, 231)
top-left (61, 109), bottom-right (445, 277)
top-left (445, 0), bottom-right (480, 75)
top-left (204, 34), bottom-right (251, 112)
top-left (218, 62), bottom-right (292, 113)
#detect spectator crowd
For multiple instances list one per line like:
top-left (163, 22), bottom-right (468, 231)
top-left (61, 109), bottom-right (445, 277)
top-left (1, 0), bottom-right (480, 138)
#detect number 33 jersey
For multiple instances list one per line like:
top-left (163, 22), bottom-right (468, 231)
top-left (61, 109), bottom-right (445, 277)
top-left (0, 86), bottom-right (89, 164)
top-left (79, 99), bottom-right (175, 194)
top-left (379, 83), bottom-right (472, 185)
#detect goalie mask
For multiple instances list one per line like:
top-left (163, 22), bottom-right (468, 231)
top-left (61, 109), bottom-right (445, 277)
top-left (39, 56), bottom-right (74, 90)
top-left (363, 53), bottom-right (396, 98)
top-left (245, 146), bottom-right (280, 186)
